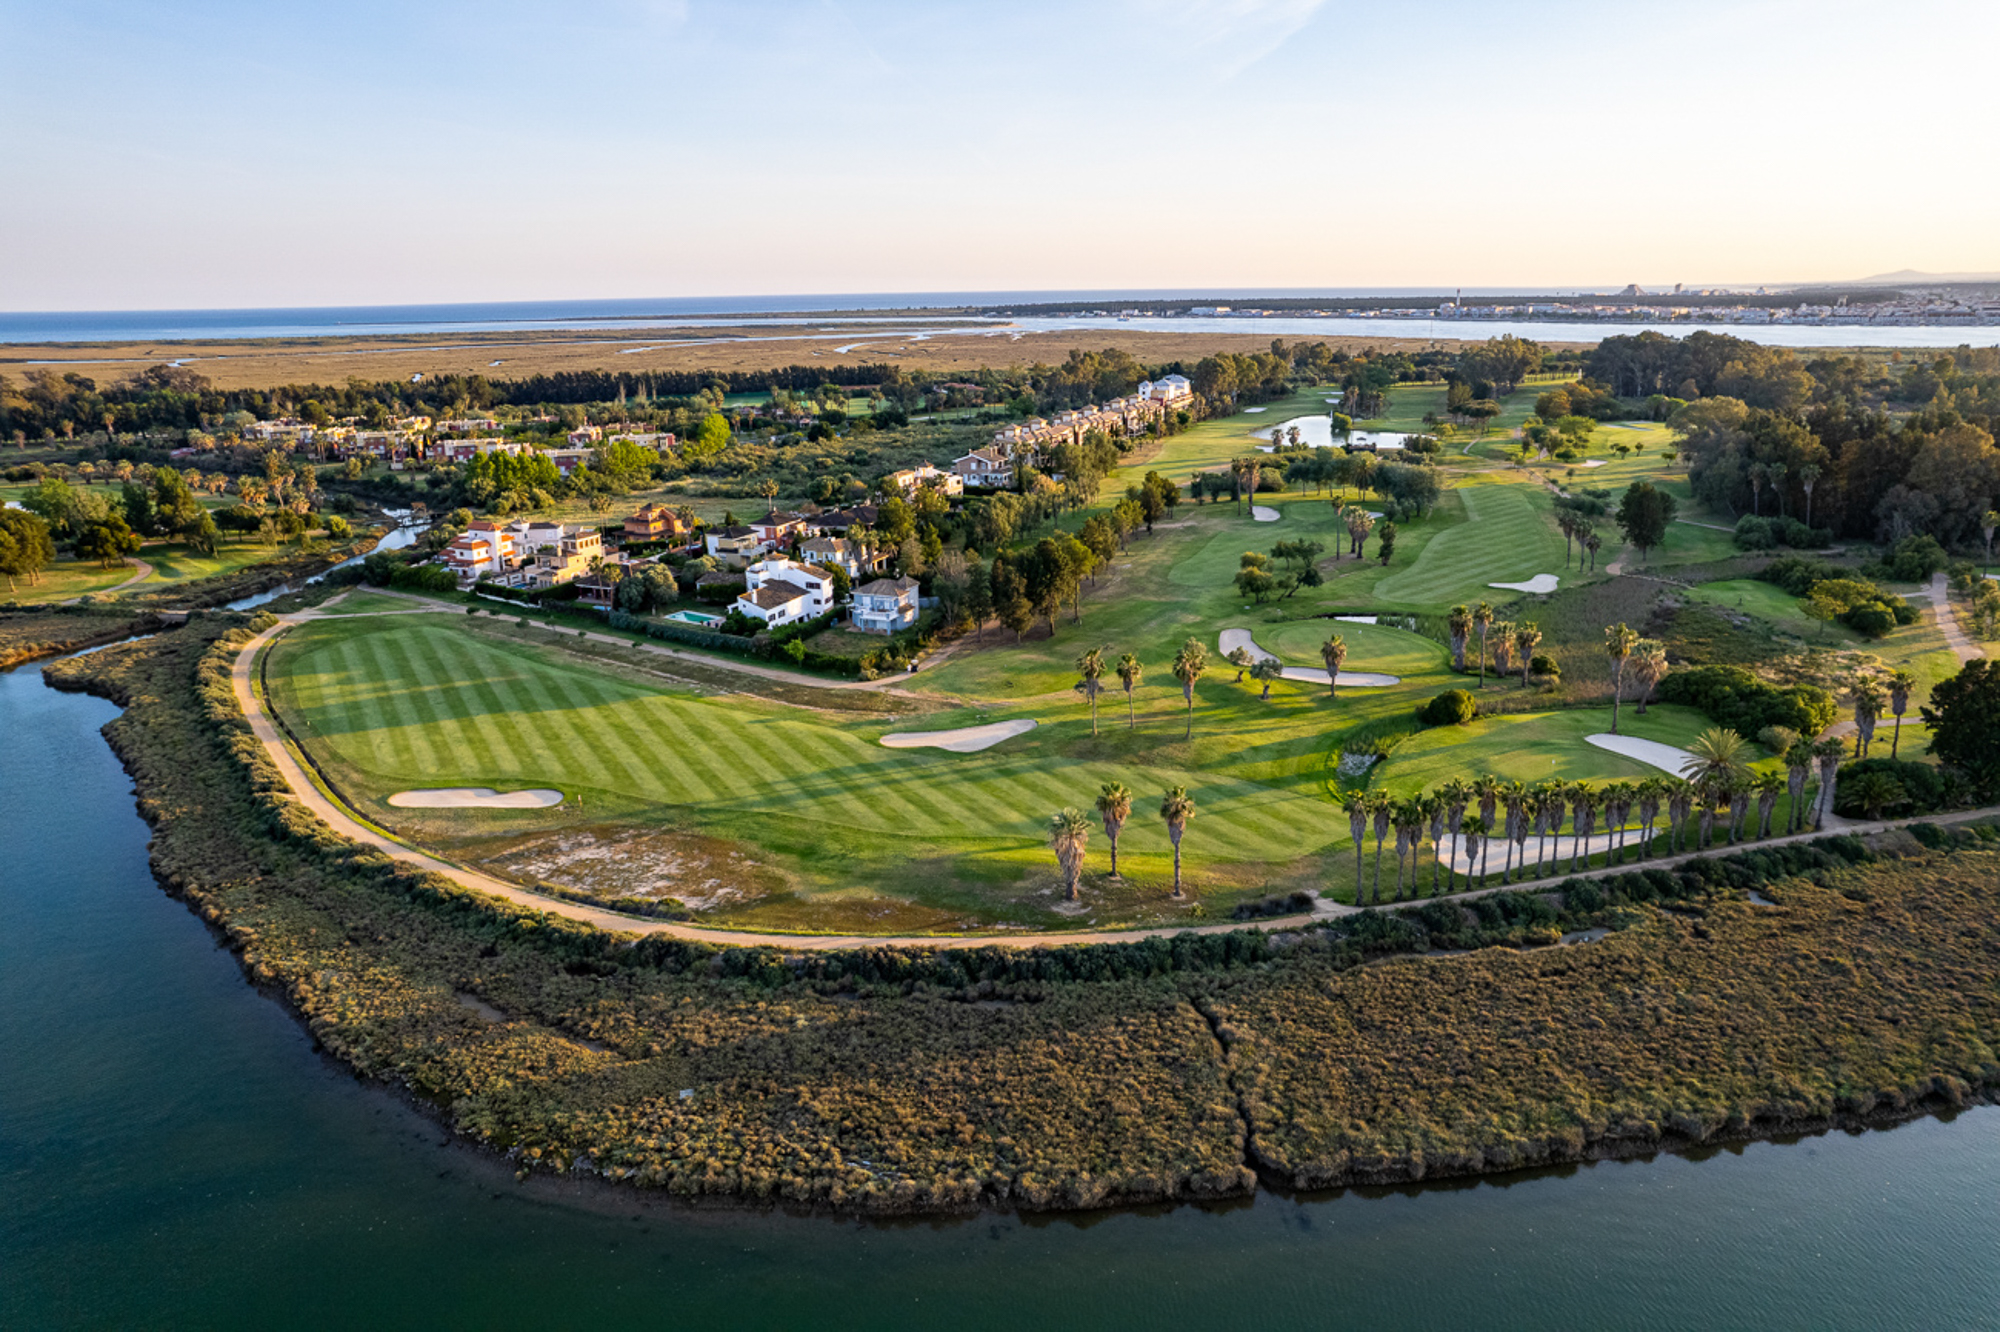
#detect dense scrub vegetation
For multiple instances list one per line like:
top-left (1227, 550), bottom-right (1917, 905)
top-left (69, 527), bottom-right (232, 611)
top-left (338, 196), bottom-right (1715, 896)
top-left (0, 603), bottom-right (155, 669)
top-left (43, 623), bottom-right (2000, 1214)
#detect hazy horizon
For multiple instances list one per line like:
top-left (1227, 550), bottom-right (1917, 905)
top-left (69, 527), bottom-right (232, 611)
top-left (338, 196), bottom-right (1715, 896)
top-left (4, 0), bottom-right (1995, 310)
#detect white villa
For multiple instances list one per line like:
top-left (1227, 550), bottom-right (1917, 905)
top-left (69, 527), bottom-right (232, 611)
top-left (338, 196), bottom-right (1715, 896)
top-left (735, 558), bottom-right (834, 627)
top-left (851, 575), bottom-right (920, 634)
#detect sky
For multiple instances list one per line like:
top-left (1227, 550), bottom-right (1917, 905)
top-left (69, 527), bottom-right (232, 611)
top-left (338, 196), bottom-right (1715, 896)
top-left (2, 0), bottom-right (1996, 310)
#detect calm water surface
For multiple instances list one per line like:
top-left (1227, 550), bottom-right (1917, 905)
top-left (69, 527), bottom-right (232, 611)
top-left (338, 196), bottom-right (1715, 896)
top-left (4, 655), bottom-right (1998, 1328)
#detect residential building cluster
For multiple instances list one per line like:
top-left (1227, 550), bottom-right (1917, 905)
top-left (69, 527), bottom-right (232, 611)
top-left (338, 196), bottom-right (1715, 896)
top-left (955, 376), bottom-right (1189, 489)
top-left (442, 519), bottom-right (604, 588)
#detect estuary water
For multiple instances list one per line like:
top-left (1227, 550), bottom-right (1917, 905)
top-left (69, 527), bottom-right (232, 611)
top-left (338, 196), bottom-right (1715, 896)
top-left (4, 653), bottom-right (1999, 1328)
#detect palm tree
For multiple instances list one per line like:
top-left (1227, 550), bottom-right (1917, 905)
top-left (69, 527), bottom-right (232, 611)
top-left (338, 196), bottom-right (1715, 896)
top-left (1048, 807), bottom-right (1091, 903)
top-left (1680, 726), bottom-right (1753, 793)
top-left (1636, 778), bottom-right (1664, 858)
top-left (1530, 781), bottom-right (1562, 875)
top-left (1666, 779), bottom-right (1694, 854)
top-left (1498, 782), bottom-right (1526, 882)
top-left (1075, 647), bottom-right (1107, 735)
top-left (1155, 786), bottom-right (1199, 898)
top-left (1812, 738), bottom-right (1844, 829)
top-left (1514, 623), bottom-right (1542, 688)
top-left (1887, 671), bottom-right (1917, 759)
top-left (1391, 800), bottom-right (1416, 900)
top-left (1604, 623), bottom-right (1640, 734)
top-left (1583, 531), bottom-right (1602, 571)
top-left (1250, 657), bottom-right (1284, 701)
top-left (1369, 792), bottom-right (1393, 904)
top-left (1344, 793), bottom-right (1369, 901)
top-left (1753, 771), bottom-right (1784, 839)
top-left (1424, 793), bottom-right (1449, 896)
top-left (1095, 783), bottom-right (1132, 878)
top-left (1472, 602), bottom-right (1495, 687)
top-left (1852, 679), bottom-right (1885, 758)
top-left (1568, 780), bottom-right (1600, 872)
top-left (1727, 778), bottom-right (1752, 844)
top-left (1461, 815), bottom-right (1490, 889)
top-left (1473, 776), bottom-right (1502, 883)
top-left (1116, 653), bottom-right (1143, 730)
top-left (1784, 741), bottom-right (1814, 834)
top-left (1630, 639), bottom-right (1669, 715)
top-left (1171, 638), bottom-right (1207, 741)
top-left (1319, 635), bottom-right (1347, 696)
top-left (1446, 605), bottom-right (1472, 672)
top-left (1439, 779), bottom-right (1471, 893)
top-left (1798, 463), bottom-right (1822, 529)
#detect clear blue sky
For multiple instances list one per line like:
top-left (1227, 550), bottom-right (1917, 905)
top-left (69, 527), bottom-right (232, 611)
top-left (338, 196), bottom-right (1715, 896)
top-left (3, 0), bottom-right (1994, 309)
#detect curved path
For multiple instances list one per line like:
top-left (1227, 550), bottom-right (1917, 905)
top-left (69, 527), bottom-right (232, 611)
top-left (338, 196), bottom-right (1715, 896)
top-left (62, 557), bottom-right (153, 604)
top-left (1925, 571), bottom-right (1981, 664)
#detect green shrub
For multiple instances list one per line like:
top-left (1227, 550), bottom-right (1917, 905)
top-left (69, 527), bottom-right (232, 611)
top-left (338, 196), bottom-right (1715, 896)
top-left (1733, 515), bottom-right (1775, 551)
top-left (1419, 688), bottom-right (1477, 726)
top-left (1655, 664), bottom-right (1836, 736)
top-left (1834, 759), bottom-right (1954, 818)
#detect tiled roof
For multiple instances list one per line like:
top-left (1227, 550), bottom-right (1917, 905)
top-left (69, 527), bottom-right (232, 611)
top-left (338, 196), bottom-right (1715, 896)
top-left (855, 576), bottom-right (918, 597)
top-left (741, 580), bottom-right (810, 609)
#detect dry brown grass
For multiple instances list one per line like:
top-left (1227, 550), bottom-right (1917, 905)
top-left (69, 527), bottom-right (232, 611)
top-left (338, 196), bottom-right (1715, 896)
top-left (5, 325), bottom-right (1591, 392)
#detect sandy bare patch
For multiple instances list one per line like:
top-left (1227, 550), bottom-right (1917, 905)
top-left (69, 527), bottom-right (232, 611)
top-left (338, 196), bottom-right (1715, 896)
top-left (1585, 733), bottom-right (1698, 775)
top-left (881, 718), bottom-right (1038, 753)
top-left (388, 787), bottom-right (564, 808)
top-left (478, 826), bottom-right (779, 911)
top-left (1252, 506), bottom-right (1282, 522)
top-left (1243, 407), bottom-right (1268, 413)
top-left (1578, 459), bottom-right (1606, 467)
top-left (1217, 628), bottom-right (1399, 687)
top-left (1489, 574), bottom-right (1561, 594)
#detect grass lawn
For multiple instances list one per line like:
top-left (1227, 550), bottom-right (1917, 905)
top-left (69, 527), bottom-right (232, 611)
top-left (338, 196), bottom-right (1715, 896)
top-left (266, 614), bottom-right (1369, 928)
top-left (319, 590), bottom-right (424, 616)
top-left (1373, 479), bottom-right (1571, 607)
top-left (1378, 703), bottom-right (1742, 794)
top-left (12, 555), bottom-right (140, 600)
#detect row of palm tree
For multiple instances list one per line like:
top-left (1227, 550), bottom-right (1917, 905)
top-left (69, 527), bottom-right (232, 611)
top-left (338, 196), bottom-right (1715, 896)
top-left (1337, 728), bottom-right (1847, 904)
top-left (1074, 634), bottom-right (1359, 739)
top-left (1047, 784), bottom-right (1197, 901)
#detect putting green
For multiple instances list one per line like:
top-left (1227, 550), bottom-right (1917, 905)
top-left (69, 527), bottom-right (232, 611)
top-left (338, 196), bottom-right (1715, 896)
top-left (1373, 482), bottom-right (1568, 608)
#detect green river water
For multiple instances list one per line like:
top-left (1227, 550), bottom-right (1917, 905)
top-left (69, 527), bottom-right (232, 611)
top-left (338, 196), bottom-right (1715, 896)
top-left (4, 657), bottom-right (1998, 1329)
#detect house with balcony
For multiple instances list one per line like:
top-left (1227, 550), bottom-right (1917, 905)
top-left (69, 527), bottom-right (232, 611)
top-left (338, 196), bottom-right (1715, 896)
top-left (851, 575), bottom-right (920, 634)
top-left (734, 558), bottom-right (834, 628)
top-left (952, 447), bottom-right (1012, 489)
top-left (624, 503), bottom-right (691, 542)
top-left (884, 463), bottom-right (964, 498)
top-left (750, 511), bottom-right (812, 549)
top-left (705, 525), bottom-right (766, 567)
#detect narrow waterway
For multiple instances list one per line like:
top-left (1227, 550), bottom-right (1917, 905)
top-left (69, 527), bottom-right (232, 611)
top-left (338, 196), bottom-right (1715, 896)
top-left (3, 652), bottom-right (1998, 1328)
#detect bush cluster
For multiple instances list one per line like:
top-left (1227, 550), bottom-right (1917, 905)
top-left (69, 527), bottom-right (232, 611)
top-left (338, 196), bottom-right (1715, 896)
top-left (1655, 664), bottom-right (1837, 736)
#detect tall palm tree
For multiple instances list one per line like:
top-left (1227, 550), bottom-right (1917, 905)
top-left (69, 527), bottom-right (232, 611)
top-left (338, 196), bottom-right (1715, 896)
top-left (1391, 801), bottom-right (1415, 900)
top-left (1170, 638), bottom-right (1207, 740)
top-left (1498, 782), bottom-right (1526, 882)
top-left (1752, 771), bottom-right (1784, 839)
top-left (1514, 622), bottom-right (1542, 688)
top-left (1603, 782), bottom-right (1633, 865)
top-left (1630, 639), bottom-right (1670, 715)
top-left (1076, 647), bottom-right (1107, 736)
top-left (1446, 604), bottom-right (1472, 672)
top-left (1575, 783), bottom-right (1604, 873)
top-left (1666, 779), bottom-right (1694, 854)
top-left (1784, 740), bottom-right (1815, 833)
top-left (1344, 793), bottom-right (1369, 902)
top-left (1461, 815), bottom-right (1490, 889)
top-left (1798, 462), bottom-right (1822, 528)
top-left (1490, 622), bottom-right (1517, 680)
top-left (1159, 786), bottom-right (1196, 898)
top-left (1636, 778), bottom-right (1664, 858)
top-left (1472, 602), bottom-right (1495, 687)
top-left (1473, 775), bottom-right (1502, 883)
top-left (1604, 623), bottom-right (1640, 734)
top-left (1319, 635), bottom-right (1347, 697)
top-left (1425, 793), bottom-right (1449, 896)
top-left (1369, 792), bottom-right (1393, 904)
top-left (1440, 779), bottom-right (1471, 893)
top-left (1096, 783), bottom-right (1132, 878)
top-left (1048, 807), bottom-right (1091, 902)
top-left (1727, 778), bottom-right (1752, 844)
top-left (1852, 679), bottom-right (1885, 758)
top-left (1116, 653), bottom-right (1143, 730)
top-left (1887, 671), bottom-right (1917, 759)
top-left (1812, 738), bottom-right (1844, 829)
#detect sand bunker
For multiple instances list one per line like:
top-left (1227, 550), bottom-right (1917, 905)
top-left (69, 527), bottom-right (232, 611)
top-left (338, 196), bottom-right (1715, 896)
top-left (881, 718), bottom-right (1037, 753)
top-left (1252, 506), bottom-right (1282, 522)
top-left (1217, 629), bottom-right (1399, 687)
top-left (1489, 574), bottom-right (1561, 594)
top-left (388, 787), bottom-right (565, 809)
top-left (1585, 733), bottom-right (1698, 775)
top-left (1243, 406), bottom-right (1268, 413)
top-left (1578, 459), bottom-right (1606, 467)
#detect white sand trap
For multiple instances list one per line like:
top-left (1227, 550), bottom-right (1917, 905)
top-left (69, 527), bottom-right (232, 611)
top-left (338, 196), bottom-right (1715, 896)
top-left (1335, 615), bottom-right (1378, 624)
top-left (1252, 506), bottom-right (1282, 522)
top-left (1243, 406), bottom-right (1268, 413)
top-left (1489, 574), bottom-right (1560, 594)
top-left (388, 787), bottom-right (565, 809)
top-left (1217, 629), bottom-right (1399, 687)
top-left (881, 718), bottom-right (1037, 753)
top-left (1578, 459), bottom-right (1606, 467)
top-left (1585, 733), bottom-right (1698, 775)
